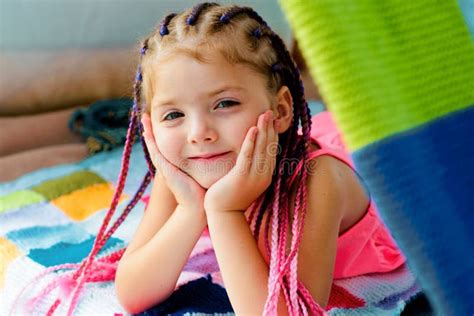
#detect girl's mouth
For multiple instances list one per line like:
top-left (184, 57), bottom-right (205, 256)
top-left (189, 151), bottom-right (232, 162)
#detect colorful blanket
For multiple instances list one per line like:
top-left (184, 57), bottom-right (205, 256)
top-left (0, 141), bottom-right (422, 315)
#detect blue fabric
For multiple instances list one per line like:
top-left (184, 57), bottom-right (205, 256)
top-left (137, 274), bottom-right (233, 315)
top-left (459, 0), bottom-right (474, 38)
top-left (308, 99), bottom-right (325, 115)
top-left (352, 105), bottom-right (474, 315)
top-left (28, 236), bottom-right (123, 267)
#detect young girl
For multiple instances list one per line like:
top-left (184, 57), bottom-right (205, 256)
top-left (9, 3), bottom-right (406, 316)
top-left (110, 3), bottom-right (406, 315)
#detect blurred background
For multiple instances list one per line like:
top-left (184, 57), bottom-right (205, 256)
top-left (0, 0), bottom-right (322, 181)
top-left (0, 0), bottom-right (297, 116)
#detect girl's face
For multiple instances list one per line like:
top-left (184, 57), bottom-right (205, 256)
top-left (149, 51), bottom-right (275, 189)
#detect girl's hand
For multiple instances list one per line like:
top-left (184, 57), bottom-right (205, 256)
top-left (141, 114), bottom-right (206, 213)
top-left (204, 110), bottom-right (279, 213)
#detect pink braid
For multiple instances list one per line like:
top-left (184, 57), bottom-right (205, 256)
top-left (264, 102), bottom-right (329, 315)
top-left (281, 275), bottom-right (291, 307)
top-left (263, 142), bottom-right (290, 258)
top-left (58, 109), bottom-right (140, 315)
top-left (248, 195), bottom-right (264, 237)
top-left (263, 146), bottom-right (295, 314)
top-left (263, 173), bottom-right (283, 314)
top-left (289, 178), bottom-right (306, 313)
top-left (26, 113), bottom-right (151, 315)
top-left (43, 42), bottom-right (153, 315)
top-left (9, 263), bottom-right (78, 315)
top-left (12, 38), bottom-right (157, 315)
top-left (22, 250), bottom-right (125, 315)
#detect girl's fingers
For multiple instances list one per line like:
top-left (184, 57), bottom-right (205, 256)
top-left (140, 114), bottom-right (154, 139)
top-left (141, 115), bottom-right (160, 163)
top-left (141, 114), bottom-right (168, 175)
top-left (267, 111), bottom-right (276, 147)
top-left (267, 112), bottom-right (278, 174)
top-left (141, 115), bottom-right (203, 197)
top-left (254, 112), bottom-right (268, 156)
top-left (269, 112), bottom-right (278, 145)
top-left (253, 111), bottom-right (271, 174)
top-left (235, 125), bottom-right (258, 174)
top-left (143, 136), bottom-right (162, 174)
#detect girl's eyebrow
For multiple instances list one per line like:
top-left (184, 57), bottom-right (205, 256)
top-left (153, 86), bottom-right (245, 108)
top-left (207, 85), bottom-right (245, 97)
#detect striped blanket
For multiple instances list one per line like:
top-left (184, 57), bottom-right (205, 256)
top-left (0, 142), bottom-right (421, 315)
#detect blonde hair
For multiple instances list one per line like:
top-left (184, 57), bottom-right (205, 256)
top-left (131, 3), bottom-right (324, 314)
top-left (138, 5), bottom-right (284, 114)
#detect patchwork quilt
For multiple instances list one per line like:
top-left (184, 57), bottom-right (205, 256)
top-left (1, 144), bottom-right (421, 315)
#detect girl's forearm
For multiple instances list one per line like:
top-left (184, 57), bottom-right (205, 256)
top-left (206, 211), bottom-right (289, 315)
top-left (115, 205), bottom-right (207, 314)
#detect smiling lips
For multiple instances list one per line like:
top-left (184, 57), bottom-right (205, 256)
top-left (189, 151), bottom-right (231, 161)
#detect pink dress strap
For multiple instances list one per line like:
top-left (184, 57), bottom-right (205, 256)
top-left (289, 111), bottom-right (405, 279)
top-left (289, 111), bottom-right (354, 187)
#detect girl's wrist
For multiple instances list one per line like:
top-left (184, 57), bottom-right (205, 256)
top-left (175, 204), bottom-right (207, 225)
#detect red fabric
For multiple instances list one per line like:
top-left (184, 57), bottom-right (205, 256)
top-left (327, 284), bottom-right (365, 310)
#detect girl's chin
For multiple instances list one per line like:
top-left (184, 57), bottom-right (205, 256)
top-left (183, 162), bottom-right (234, 189)
top-left (190, 171), bottom-right (227, 189)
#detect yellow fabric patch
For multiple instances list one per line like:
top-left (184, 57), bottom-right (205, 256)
top-left (52, 183), bottom-right (128, 221)
top-left (0, 237), bottom-right (22, 288)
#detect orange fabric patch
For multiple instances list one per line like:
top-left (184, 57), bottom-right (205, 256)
top-left (0, 237), bottom-right (22, 288)
top-left (52, 183), bottom-right (128, 221)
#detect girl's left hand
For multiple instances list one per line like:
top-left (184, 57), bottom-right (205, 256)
top-left (204, 110), bottom-right (279, 213)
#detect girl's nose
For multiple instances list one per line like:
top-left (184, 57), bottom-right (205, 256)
top-left (187, 118), bottom-right (218, 144)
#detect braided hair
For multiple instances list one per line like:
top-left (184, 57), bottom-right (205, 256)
top-left (15, 3), bottom-right (324, 315)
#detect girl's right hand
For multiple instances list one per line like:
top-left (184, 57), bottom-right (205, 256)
top-left (141, 113), bottom-right (206, 214)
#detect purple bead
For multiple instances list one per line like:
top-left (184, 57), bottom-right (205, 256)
top-left (159, 25), bottom-right (169, 36)
top-left (219, 14), bottom-right (230, 24)
top-left (252, 28), bottom-right (262, 38)
top-left (135, 71), bottom-right (142, 82)
top-left (186, 15), bottom-right (196, 25)
top-left (271, 63), bottom-right (282, 72)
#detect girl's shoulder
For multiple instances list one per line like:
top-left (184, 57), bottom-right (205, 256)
top-left (303, 112), bottom-right (406, 278)
top-left (306, 111), bottom-right (370, 231)
top-left (305, 144), bottom-right (370, 235)
top-left (293, 111), bottom-right (370, 235)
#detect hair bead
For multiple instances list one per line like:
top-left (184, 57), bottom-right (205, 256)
top-left (271, 62), bottom-right (283, 73)
top-left (135, 68), bottom-right (142, 82)
top-left (186, 2), bottom-right (218, 25)
top-left (159, 25), bottom-right (168, 36)
top-left (140, 39), bottom-right (149, 56)
top-left (159, 13), bottom-right (177, 36)
top-left (219, 14), bottom-right (231, 24)
top-left (219, 6), bottom-right (268, 27)
top-left (252, 27), bottom-right (262, 38)
top-left (186, 15), bottom-right (196, 25)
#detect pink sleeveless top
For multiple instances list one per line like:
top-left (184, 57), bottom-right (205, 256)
top-left (292, 111), bottom-right (406, 280)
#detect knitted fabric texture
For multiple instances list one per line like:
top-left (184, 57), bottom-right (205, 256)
top-left (1, 142), bottom-right (420, 315)
top-left (280, 1), bottom-right (474, 315)
top-left (69, 98), bottom-right (134, 155)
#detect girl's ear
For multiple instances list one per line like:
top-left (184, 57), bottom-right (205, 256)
top-left (273, 86), bottom-right (293, 133)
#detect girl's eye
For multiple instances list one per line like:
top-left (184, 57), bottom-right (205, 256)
top-left (215, 100), bottom-right (240, 109)
top-left (163, 112), bottom-right (184, 121)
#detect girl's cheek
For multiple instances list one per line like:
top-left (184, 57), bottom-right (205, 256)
top-left (155, 132), bottom-right (180, 163)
